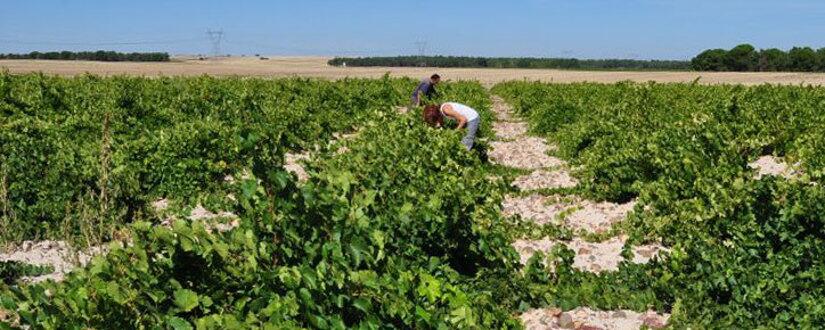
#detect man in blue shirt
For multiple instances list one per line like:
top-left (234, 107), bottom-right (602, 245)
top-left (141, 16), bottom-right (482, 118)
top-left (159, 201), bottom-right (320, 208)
top-left (410, 74), bottom-right (441, 107)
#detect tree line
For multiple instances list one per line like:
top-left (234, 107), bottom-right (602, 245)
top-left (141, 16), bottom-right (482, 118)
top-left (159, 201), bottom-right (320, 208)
top-left (330, 45), bottom-right (825, 72)
top-left (328, 56), bottom-right (692, 71)
top-left (0, 50), bottom-right (170, 62)
top-left (691, 44), bottom-right (825, 72)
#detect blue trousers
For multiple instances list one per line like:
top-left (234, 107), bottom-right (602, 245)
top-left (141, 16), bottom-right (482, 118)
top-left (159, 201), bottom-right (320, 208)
top-left (461, 118), bottom-right (480, 150)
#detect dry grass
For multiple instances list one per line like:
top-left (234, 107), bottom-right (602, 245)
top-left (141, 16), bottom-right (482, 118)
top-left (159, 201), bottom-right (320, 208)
top-left (4, 56), bottom-right (825, 86)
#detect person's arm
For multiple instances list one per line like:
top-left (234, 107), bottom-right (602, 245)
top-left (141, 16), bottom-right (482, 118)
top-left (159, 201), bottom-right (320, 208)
top-left (455, 116), bottom-right (467, 129)
top-left (441, 105), bottom-right (467, 129)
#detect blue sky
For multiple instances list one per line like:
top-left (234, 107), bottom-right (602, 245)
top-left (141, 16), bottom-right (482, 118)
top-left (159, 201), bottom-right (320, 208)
top-left (1, 0), bottom-right (824, 59)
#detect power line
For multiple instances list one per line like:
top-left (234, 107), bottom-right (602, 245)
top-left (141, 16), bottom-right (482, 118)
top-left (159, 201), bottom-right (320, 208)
top-left (223, 39), bottom-right (409, 56)
top-left (206, 29), bottom-right (224, 57)
top-left (414, 40), bottom-right (428, 56)
top-left (0, 38), bottom-right (201, 46)
top-left (0, 33), bottom-right (420, 57)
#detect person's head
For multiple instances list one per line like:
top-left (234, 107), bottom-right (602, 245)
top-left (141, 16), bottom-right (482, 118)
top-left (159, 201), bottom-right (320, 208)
top-left (430, 74), bottom-right (441, 84)
top-left (423, 104), bottom-right (443, 127)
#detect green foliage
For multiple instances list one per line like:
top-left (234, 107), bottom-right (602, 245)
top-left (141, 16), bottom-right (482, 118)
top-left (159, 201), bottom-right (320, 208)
top-left (494, 80), bottom-right (825, 327)
top-left (757, 48), bottom-right (790, 71)
top-left (725, 44), bottom-right (758, 71)
top-left (788, 46), bottom-right (819, 72)
top-left (0, 75), bottom-right (531, 328)
top-left (691, 48), bottom-right (729, 71)
top-left (11, 71), bottom-right (825, 328)
top-left (692, 44), bottom-right (825, 72)
top-left (0, 261), bottom-right (53, 285)
top-left (0, 73), bottom-right (412, 244)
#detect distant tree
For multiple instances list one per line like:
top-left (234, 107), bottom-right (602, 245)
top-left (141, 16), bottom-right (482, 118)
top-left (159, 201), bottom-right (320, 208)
top-left (725, 44), bottom-right (758, 71)
top-left (817, 48), bottom-right (825, 71)
top-left (691, 49), bottom-right (728, 71)
top-left (0, 51), bottom-right (169, 62)
top-left (327, 56), bottom-right (691, 70)
top-left (788, 47), bottom-right (818, 72)
top-left (757, 48), bottom-right (790, 71)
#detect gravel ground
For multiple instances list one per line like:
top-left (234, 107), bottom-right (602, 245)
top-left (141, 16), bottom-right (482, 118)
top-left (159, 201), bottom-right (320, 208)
top-left (493, 121), bottom-right (529, 140)
top-left (152, 198), bottom-right (170, 211)
top-left (284, 151), bottom-right (311, 182)
top-left (502, 194), bottom-right (635, 234)
top-left (187, 205), bottom-right (240, 233)
top-left (749, 155), bottom-right (800, 179)
top-left (153, 200), bottom-right (239, 233)
top-left (502, 194), bottom-right (579, 226)
top-left (565, 200), bottom-right (637, 234)
top-left (520, 306), bottom-right (670, 330)
top-left (489, 137), bottom-right (564, 169)
top-left (511, 236), bottom-right (668, 273)
top-left (490, 95), bottom-right (517, 122)
top-left (0, 241), bottom-right (106, 283)
top-left (488, 96), bottom-right (563, 169)
top-left (512, 169), bottom-right (579, 191)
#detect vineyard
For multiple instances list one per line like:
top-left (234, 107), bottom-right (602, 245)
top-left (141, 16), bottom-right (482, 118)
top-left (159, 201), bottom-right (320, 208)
top-left (1, 73), bottom-right (825, 328)
top-left (492, 81), bottom-right (825, 328)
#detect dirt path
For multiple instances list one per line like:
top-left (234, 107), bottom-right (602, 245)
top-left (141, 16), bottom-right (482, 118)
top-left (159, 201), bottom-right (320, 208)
top-left (489, 95), bottom-right (669, 330)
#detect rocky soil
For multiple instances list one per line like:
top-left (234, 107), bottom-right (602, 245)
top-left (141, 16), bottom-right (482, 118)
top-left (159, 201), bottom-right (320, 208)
top-left (749, 155), bottom-right (801, 180)
top-left (511, 236), bottom-right (667, 273)
top-left (493, 121), bottom-right (529, 140)
top-left (0, 241), bottom-right (107, 283)
top-left (284, 151), bottom-right (311, 182)
top-left (502, 194), bottom-right (578, 226)
top-left (512, 169), bottom-right (579, 191)
top-left (520, 307), bottom-right (670, 330)
top-left (490, 95), bottom-right (670, 329)
top-left (489, 138), bottom-right (565, 169)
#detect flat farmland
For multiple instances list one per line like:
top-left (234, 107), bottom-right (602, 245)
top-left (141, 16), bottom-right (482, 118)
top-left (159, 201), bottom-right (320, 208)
top-left (4, 56), bottom-right (825, 86)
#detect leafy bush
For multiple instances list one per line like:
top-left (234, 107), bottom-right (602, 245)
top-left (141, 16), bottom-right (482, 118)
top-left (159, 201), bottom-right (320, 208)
top-left (0, 262), bottom-right (53, 285)
top-left (0, 74), bottom-right (416, 244)
top-left (494, 80), bottom-right (825, 327)
top-left (0, 92), bottom-right (526, 328)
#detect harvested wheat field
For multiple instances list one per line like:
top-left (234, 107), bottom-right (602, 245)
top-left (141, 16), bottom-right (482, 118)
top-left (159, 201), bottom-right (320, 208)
top-left (5, 56), bottom-right (825, 86)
